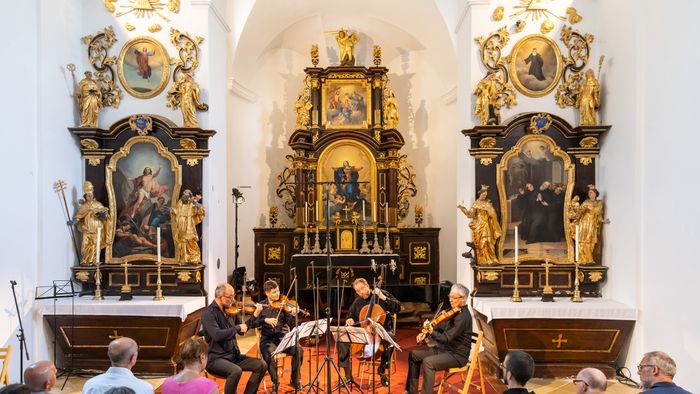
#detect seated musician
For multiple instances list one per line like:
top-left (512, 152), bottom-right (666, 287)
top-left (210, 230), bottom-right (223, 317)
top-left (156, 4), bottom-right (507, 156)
top-left (404, 283), bottom-right (473, 394)
top-left (200, 283), bottom-right (267, 394)
top-left (338, 277), bottom-right (401, 387)
top-left (248, 280), bottom-right (303, 393)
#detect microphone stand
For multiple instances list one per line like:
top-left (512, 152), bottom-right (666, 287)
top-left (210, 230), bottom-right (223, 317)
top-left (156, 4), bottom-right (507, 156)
top-left (10, 280), bottom-right (30, 383)
top-left (292, 267), bottom-right (300, 393)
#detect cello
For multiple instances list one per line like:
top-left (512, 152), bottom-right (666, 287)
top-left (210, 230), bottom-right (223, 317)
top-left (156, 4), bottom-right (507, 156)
top-left (351, 268), bottom-right (387, 359)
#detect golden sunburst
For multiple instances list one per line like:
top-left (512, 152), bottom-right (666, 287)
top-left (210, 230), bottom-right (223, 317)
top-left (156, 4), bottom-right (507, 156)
top-left (111, 0), bottom-right (178, 22)
top-left (510, 0), bottom-right (565, 22)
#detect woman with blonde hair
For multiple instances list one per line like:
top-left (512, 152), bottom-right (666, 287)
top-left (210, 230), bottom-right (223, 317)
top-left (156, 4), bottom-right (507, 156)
top-left (162, 336), bottom-right (218, 394)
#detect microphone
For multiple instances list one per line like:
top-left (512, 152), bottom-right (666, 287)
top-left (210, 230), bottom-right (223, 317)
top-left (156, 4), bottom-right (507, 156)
top-left (10, 280), bottom-right (17, 286)
top-left (370, 259), bottom-right (377, 272)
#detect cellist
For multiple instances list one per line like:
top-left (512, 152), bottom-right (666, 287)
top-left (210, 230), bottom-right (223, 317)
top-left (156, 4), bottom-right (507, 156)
top-left (338, 277), bottom-right (401, 387)
top-left (404, 283), bottom-right (473, 394)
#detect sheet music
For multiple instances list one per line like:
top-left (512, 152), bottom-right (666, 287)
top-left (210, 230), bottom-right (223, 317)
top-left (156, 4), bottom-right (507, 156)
top-left (367, 318), bottom-right (402, 351)
top-left (271, 318), bottom-right (333, 356)
top-left (329, 326), bottom-right (370, 345)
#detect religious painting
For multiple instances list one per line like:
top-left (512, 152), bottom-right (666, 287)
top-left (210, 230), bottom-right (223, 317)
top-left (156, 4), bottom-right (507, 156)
top-left (317, 141), bottom-right (376, 224)
top-left (105, 136), bottom-right (181, 263)
top-left (117, 36), bottom-right (170, 99)
top-left (496, 135), bottom-right (574, 263)
top-left (321, 79), bottom-right (371, 128)
top-left (509, 34), bottom-right (563, 97)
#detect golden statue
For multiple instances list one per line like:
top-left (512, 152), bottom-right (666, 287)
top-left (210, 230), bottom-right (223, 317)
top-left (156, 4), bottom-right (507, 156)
top-left (474, 73), bottom-right (500, 125)
top-left (383, 92), bottom-right (399, 129)
top-left (568, 185), bottom-right (610, 264)
top-left (167, 73), bottom-right (209, 128)
top-left (458, 186), bottom-right (502, 265)
top-left (294, 78), bottom-right (312, 129)
top-left (336, 28), bottom-right (359, 66)
top-left (77, 71), bottom-right (102, 128)
top-left (73, 181), bottom-right (110, 265)
top-left (171, 189), bottom-right (205, 263)
top-left (577, 69), bottom-right (600, 125)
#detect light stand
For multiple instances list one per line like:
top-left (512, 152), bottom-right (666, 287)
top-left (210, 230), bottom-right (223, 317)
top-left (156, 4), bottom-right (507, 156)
top-left (292, 267), bottom-right (301, 393)
top-left (232, 188), bottom-right (246, 270)
top-left (11, 281), bottom-right (29, 383)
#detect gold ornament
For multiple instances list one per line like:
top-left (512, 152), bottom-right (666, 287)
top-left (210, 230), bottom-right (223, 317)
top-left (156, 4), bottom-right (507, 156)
top-left (566, 7), bottom-right (582, 24)
top-left (124, 22), bottom-right (135, 31)
top-left (81, 26), bottom-right (122, 111)
top-left (576, 69), bottom-right (600, 125)
top-left (458, 191), bottom-right (502, 265)
top-left (492, 6), bottom-right (504, 21)
top-left (310, 44), bottom-right (319, 66)
top-left (473, 71), bottom-right (516, 125)
top-left (336, 28), bottom-right (359, 66)
top-left (148, 24), bottom-right (162, 33)
top-left (294, 76), bottom-right (313, 129)
top-left (540, 19), bottom-right (554, 34)
top-left (77, 71), bottom-right (102, 128)
top-left (373, 45), bottom-right (382, 66)
top-left (515, 19), bottom-right (526, 33)
top-left (511, 0), bottom-right (565, 22)
top-left (567, 185), bottom-right (610, 264)
top-left (75, 182), bottom-right (111, 265)
top-left (171, 189), bottom-right (205, 264)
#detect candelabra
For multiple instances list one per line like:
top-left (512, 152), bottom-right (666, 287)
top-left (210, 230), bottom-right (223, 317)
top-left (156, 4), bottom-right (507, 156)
top-left (371, 223), bottom-right (382, 253)
top-left (153, 262), bottom-right (165, 301)
top-left (311, 223), bottom-right (322, 254)
top-left (382, 225), bottom-right (393, 254)
top-left (359, 220), bottom-right (370, 253)
top-left (571, 262), bottom-right (583, 302)
top-left (301, 222), bottom-right (312, 253)
top-left (93, 261), bottom-right (104, 300)
top-left (511, 261), bottom-right (522, 302)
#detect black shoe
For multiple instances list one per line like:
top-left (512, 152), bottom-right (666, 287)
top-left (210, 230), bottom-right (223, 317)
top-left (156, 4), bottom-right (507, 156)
top-left (380, 374), bottom-right (389, 387)
top-left (292, 381), bottom-right (303, 390)
top-left (271, 383), bottom-right (279, 394)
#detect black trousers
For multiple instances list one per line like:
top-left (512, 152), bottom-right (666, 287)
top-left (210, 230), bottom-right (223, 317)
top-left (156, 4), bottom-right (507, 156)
top-left (337, 340), bottom-right (394, 377)
top-left (260, 337), bottom-right (303, 385)
top-left (404, 347), bottom-right (464, 394)
top-left (207, 355), bottom-right (267, 394)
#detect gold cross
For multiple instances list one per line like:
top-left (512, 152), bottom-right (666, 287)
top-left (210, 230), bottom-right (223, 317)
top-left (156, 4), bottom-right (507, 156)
top-left (552, 333), bottom-right (568, 348)
top-left (108, 330), bottom-right (123, 340)
top-left (342, 205), bottom-right (352, 220)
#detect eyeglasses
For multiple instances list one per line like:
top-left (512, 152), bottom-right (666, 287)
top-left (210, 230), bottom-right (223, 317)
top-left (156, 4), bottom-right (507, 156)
top-left (449, 295), bottom-right (464, 299)
top-left (222, 294), bottom-right (234, 299)
top-left (573, 379), bottom-right (588, 386)
top-left (637, 364), bottom-right (655, 372)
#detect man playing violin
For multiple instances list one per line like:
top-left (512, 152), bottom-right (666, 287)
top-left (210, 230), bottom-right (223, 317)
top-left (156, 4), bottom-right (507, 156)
top-left (248, 280), bottom-right (303, 393)
top-left (201, 283), bottom-right (267, 394)
top-left (404, 283), bottom-right (473, 394)
top-left (339, 277), bottom-right (401, 387)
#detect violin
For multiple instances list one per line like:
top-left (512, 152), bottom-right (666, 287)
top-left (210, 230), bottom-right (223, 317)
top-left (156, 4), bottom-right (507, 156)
top-left (269, 295), bottom-right (310, 317)
top-left (224, 301), bottom-right (259, 316)
top-left (416, 306), bottom-right (462, 344)
top-left (351, 271), bottom-right (387, 359)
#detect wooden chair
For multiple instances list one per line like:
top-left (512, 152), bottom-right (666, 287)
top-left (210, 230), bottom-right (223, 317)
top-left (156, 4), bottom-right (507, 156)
top-left (357, 313), bottom-right (398, 387)
top-left (0, 345), bottom-right (12, 385)
top-left (436, 331), bottom-right (485, 394)
top-left (255, 328), bottom-right (291, 392)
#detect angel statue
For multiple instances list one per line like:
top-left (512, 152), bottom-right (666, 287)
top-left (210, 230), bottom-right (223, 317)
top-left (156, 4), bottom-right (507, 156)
top-left (336, 28), bottom-right (359, 66)
top-left (576, 69), bottom-right (601, 125)
top-left (71, 181), bottom-right (111, 265)
top-left (458, 185), bottom-right (502, 265)
top-left (167, 73), bottom-right (209, 128)
top-left (567, 185), bottom-right (610, 264)
top-left (383, 92), bottom-right (399, 129)
top-left (171, 189), bottom-right (205, 263)
top-left (77, 71), bottom-right (103, 127)
top-left (474, 72), bottom-right (500, 125)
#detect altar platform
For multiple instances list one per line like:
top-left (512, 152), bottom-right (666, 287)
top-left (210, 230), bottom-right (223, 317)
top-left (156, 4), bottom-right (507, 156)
top-left (40, 296), bottom-right (206, 374)
top-left (472, 297), bottom-right (637, 378)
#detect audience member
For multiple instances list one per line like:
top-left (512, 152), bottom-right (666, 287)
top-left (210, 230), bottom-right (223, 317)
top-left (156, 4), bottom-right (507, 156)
top-left (501, 351), bottom-right (535, 394)
top-left (162, 336), bottom-right (218, 394)
top-left (0, 384), bottom-right (30, 394)
top-left (23, 360), bottom-right (56, 394)
top-left (82, 337), bottom-right (154, 394)
top-left (574, 367), bottom-right (607, 394)
top-left (104, 387), bottom-right (136, 394)
top-left (637, 351), bottom-right (690, 393)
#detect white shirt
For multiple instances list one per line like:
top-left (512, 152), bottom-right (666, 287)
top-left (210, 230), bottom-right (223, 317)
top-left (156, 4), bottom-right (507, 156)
top-left (82, 367), bottom-right (154, 394)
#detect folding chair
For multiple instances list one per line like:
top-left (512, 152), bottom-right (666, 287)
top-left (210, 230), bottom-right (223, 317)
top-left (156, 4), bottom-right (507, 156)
top-left (436, 331), bottom-right (485, 394)
top-left (0, 345), bottom-right (11, 385)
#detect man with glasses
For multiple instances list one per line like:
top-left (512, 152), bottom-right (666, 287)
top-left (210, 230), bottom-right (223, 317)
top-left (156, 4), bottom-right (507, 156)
top-left (201, 283), bottom-right (267, 394)
top-left (404, 283), bottom-right (473, 394)
top-left (637, 351), bottom-right (690, 393)
top-left (573, 367), bottom-right (607, 393)
top-left (500, 351), bottom-right (535, 394)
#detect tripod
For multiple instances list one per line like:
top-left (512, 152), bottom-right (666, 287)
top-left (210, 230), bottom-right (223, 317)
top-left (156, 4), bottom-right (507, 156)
top-left (10, 281), bottom-right (29, 383)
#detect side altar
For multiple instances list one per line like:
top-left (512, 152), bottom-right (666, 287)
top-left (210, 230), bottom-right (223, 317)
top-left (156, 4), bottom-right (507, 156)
top-left (254, 32), bottom-right (439, 293)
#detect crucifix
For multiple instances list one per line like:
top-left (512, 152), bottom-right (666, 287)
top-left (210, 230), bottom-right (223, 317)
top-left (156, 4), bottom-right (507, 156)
top-left (552, 333), bottom-right (568, 349)
top-left (541, 259), bottom-right (554, 302)
top-left (119, 262), bottom-right (133, 301)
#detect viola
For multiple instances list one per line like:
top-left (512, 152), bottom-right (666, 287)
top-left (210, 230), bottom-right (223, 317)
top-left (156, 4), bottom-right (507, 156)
top-left (224, 301), bottom-right (258, 316)
top-left (269, 295), bottom-right (310, 317)
top-left (416, 306), bottom-right (462, 344)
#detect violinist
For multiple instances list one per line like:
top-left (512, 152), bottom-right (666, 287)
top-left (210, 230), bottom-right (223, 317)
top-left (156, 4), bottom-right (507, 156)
top-left (248, 280), bottom-right (303, 393)
top-left (200, 283), bottom-right (267, 394)
top-left (404, 283), bottom-right (473, 394)
top-left (338, 277), bottom-right (401, 387)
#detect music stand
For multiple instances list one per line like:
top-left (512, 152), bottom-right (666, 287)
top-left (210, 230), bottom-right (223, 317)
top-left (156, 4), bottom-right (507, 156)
top-left (35, 280), bottom-right (80, 389)
top-left (271, 319), bottom-right (329, 357)
top-left (367, 318), bottom-right (401, 393)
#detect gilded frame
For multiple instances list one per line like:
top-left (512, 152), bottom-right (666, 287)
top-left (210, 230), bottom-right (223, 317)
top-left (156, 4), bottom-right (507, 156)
top-left (117, 36), bottom-right (170, 99)
top-left (496, 134), bottom-right (574, 264)
top-left (321, 79), bottom-right (371, 129)
top-left (316, 140), bottom-right (377, 225)
top-left (105, 136), bottom-right (182, 264)
top-left (509, 34), bottom-right (563, 98)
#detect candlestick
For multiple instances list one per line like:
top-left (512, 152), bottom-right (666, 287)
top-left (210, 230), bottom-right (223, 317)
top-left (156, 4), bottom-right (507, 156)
top-left (153, 261), bottom-right (165, 301)
top-left (157, 227), bottom-right (161, 263)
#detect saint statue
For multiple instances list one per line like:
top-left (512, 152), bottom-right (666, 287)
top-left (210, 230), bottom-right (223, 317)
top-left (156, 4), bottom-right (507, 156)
top-left (458, 186), bottom-right (502, 265)
top-left (294, 82), bottom-right (312, 129)
top-left (336, 28), bottom-right (359, 66)
top-left (180, 74), bottom-right (208, 128)
top-left (73, 181), bottom-right (110, 265)
top-left (474, 73), bottom-right (499, 125)
top-left (568, 185), bottom-right (609, 264)
top-left (383, 92), bottom-right (399, 129)
top-left (171, 189), bottom-right (205, 264)
top-left (577, 69), bottom-right (601, 125)
top-left (77, 71), bottom-right (102, 128)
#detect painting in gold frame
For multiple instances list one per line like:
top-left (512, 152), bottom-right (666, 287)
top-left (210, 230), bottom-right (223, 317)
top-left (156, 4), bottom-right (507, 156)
top-left (321, 79), bottom-right (371, 128)
top-left (316, 140), bottom-right (376, 224)
top-left (496, 135), bottom-right (574, 264)
top-left (117, 36), bottom-right (170, 99)
top-left (105, 136), bottom-right (182, 264)
top-left (509, 34), bottom-right (563, 98)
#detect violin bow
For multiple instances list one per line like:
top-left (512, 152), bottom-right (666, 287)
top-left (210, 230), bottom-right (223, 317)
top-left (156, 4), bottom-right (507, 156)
top-left (241, 272), bottom-right (247, 322)
top-left (275, 276), bottom-right (297, 320)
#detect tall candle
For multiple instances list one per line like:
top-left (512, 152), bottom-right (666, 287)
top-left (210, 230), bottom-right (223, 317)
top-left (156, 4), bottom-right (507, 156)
top-left (514, 225), bottom-right (518, 263)
top-left (575, 225), bottom-right (579, 263)
top-left (305, 203), bottom-right (308, 223)
top-left (95, 224), bottom-right (101, 264)
top-left (362, 201), bottom-right (366, 221)
top-left (157, 227), bottom-right (161, 263)
top-left (385, 203), bottom-right (389, 224)
top-left (373, 202), bottom-right (376, 221)
top-left (315, 201), bottom-right (318, 221)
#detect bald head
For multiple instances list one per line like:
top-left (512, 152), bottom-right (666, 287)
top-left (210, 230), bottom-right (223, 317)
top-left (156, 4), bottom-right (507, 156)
top-left (23, 360), bottom-right (56, 392)
top-left (575, 368), bottom-right (607, 393)
top-left (108, 337), bottom-right (139, 368)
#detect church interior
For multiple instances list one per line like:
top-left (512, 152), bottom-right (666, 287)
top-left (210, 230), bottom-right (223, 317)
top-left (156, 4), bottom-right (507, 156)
top-left (1, 0), bottom-right (699, 393)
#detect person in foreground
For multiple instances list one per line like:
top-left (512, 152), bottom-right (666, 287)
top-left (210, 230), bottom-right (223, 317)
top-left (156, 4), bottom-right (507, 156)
top-left (82, 337), bottom-right (154, 394)
top-left (501, 351), bottom-right (535, 394)
top-left (23, 360), bottom-right (56, 394)
top-left (404, 283), bottom-right (473, 394)
top-left (637, 351), bottom-right (691, 393)
top-left (162, 336), bottom-right (218, 394)
top-left (574, 367), bottom-right (607, 394)
top-left (201, 282), bottom-right (266, 394)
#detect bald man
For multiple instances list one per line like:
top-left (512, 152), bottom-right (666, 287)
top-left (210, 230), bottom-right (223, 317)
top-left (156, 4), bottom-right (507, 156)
top-left (574, 368), bottom-right (607, 394)
top-left (82, 337), bottom-right (154, 394)
top-left (23, 360), bottom-right (56, 394)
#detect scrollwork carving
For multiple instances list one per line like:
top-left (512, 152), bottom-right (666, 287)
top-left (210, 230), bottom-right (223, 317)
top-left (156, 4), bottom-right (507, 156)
top-left (81, 26), bottom-right (123, 109)
top-left (167, 29), bottom-right (208, 127)
top-left (555, 25), bottom-right (594, 108)
top-left (169, 28), bottom-right (204, 78)
top-left (475, 27), bottom-right (510, 78)
top-left (276, 155), bottom-right (297, 219)
top-left (474, 71), bottom-right (517, 125)
top-left (397, 155), bottom-right (417, 221)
